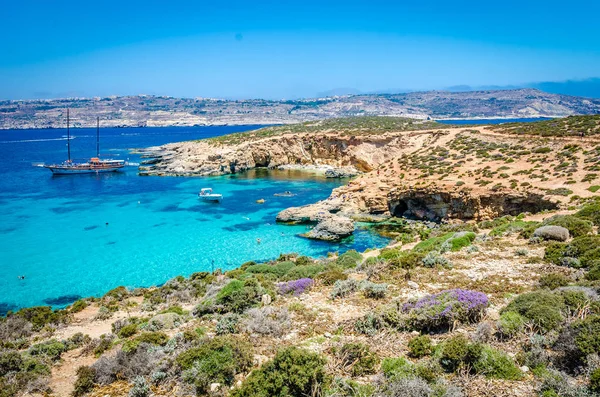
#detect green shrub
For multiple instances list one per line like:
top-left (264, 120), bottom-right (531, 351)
top-left (502, 290), bottom-right (565, 332)
top-left (381, 356), bottom-right (415, 379)
top-left (497, 311), bottom-right (526, 337)
top-left (543, 215), bottom-right (593, 238)
top-left (539, 273), bottom-right (570, 290)
top-left (118, 323), bottom-right (138, 338)
top-left (72, 366), bottom-right (96, 397)
top-left (576, 203), bottom-right (600, 226)
top-left (122, 332), bottom-right (169, 353)
top-left (413, 232), bottom-right (455, 253)
top-left (212, 278), bottom-right (263, 313)
top-left (70, 299), bottom-right (88, 313)
top-left (544, 242), bottom-right (567, 265)
top-left (439, 335), bottom-right (481, 372)
top-left (448, 232), bottom-right (476, 251)
top-left (295, 256), bottom-right (313, 266)
top-left (0, 350), bottom-right (23, 376)
top-left (230, 347), bottom-right (328, 397)
top-left (317, 268), bottom-right (347, 285)
top-left (103, 286), bottom-right (129, 301)
top-left (284, 265), bottom-right (325, 280)
top-left (28, 339), bottom-right (66, 361)
top-left (335, 250), bottom-right (363, 269)
top-left (586, 262), bottom-right (600, 281)
top-left (581, 248), bottom-right (600, 268)
top-left (13, 306), bottom-right (66, 330)
top-left (389, 251), bottom-right (426, 269)
top-left (473, 346), bottom-right (522, 380)
top-left (159, 305), bottom-right (186, 315)
top-left (339, 343), bottom-right (379, 376)
top-left (590, 367), bottom-right (600, 392)
top-left (490, 221), bottom-right (536, 237)
top-left (246, 261), bottom-right (295, 278)
top-left (567, 315), bottom-right (600, 360)
top-left (178, 336), bottom-right (254, 394)
top-left (408, 335), bottom-right (432, 358)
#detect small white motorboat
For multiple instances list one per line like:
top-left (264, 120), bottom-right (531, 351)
top-left (198, 188), bottom-right (223, 202)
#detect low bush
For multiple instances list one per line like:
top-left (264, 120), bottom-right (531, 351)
top-left (336, 250), bottom-right (363, 269)
top-left (230, 347), bottom-right (328, 397)
top-left (354, 313), bottom-right (385, 336)
top-left (338, 343), bottom-right (380, 376)
top-left (497, 311), bottom-right (526, 338)
top-left (381, 356), bottom-right (415, 380)
top-left (70, 299), bottom-right (88, 313)
top-left (502, 290), bottom-right (565, 332)
top-left (543, 215), bottom-right (593, 238)
top-left (216, 313), bottom-right (240, 335)
top-left (122, 332), bottom-right (169, 353)
top-left (439, 335), bottom-right (480, 372)
top-left (277, 278), bottom-right (314, 295)
top-left (284, 265), bottom-right (325, 280)
top-left (557, 315), bottom-right (600, 366)
top-left (422, 251), bottom-right (452, 268)
top-left (0, 350), bottom-right (23, 376)
top-left (13, 306), bottom-right (67, 330)
top-left (402, 289), bottom-right (489, 331)
top-left (361, 281), bottom-right (388, 299)
top-left (590, 367), bottom-right (600, 392)
top-left (28, 339), bottom-right (66, 361)
top-left (408, 335), bottom-right (432, 358)
top-left (317, 268), bottom-right (347, 285)
top-left (118, 323), bottom-right (138, 338)
top-left (242, 306), bottom-right (290, 337)
top-left (330, 279), bottom-right (359, 299)
top-left (473, 345), bottom-right (522, 380)
top-left (128, 376), bottom-right (150, 397)
top-left (586, 262), bottom-right (600, 281)
top-left (72, 366), bottom-right (96, 397)
top-left (576, 203), bottom-right (600, 226)
top-left (389, 251), bottom-right (426, 269)
top-left (177, 336), bottom-right (254, 394)
top-left (539, 273), bottom-right (571, 290)
top-left (208, 278), bottom-right (263, 314)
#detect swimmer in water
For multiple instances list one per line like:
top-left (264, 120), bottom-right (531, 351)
top-left (243, 216), bottom-right (251, 221)
top-left (256, 238), bottom-right (261, 244)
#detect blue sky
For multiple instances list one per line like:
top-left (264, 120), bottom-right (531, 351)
top-left (1, 0), bottom-right (599, 100)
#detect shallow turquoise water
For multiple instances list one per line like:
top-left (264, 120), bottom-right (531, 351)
top-left (0, 127), bottom-right (389, 312)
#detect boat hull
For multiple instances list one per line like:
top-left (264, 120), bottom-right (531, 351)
top-left (45, 165), bottom-right (124, 175)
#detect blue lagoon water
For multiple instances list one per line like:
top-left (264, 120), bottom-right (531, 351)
top-left (0, 126), bottom-right (389, 312)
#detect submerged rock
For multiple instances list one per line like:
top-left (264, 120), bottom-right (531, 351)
top-left (325, 167), bottom-right (359, 178)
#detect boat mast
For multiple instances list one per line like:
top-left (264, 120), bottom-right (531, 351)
top-left (96, 117), bottom-right (100, 157)
top-left (67, 108), bottom-right (71, 162)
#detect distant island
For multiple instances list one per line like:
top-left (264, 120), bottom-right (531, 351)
top-left (1, 88), bottom-right (599, 129)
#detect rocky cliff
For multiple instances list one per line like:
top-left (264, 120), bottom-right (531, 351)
top-left (139, 116), bottom-right (600, 238)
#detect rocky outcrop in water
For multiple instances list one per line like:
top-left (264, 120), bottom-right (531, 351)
top-left (303, 215), bottom-right (355, 241)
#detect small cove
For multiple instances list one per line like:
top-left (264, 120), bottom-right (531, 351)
top-left (0, 126), bottom-right (390, 312)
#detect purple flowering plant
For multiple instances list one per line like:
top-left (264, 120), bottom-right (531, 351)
top-left (402, 289), bottom-right (488, 331)
top-left (277, 278), bottom-right (314, 296)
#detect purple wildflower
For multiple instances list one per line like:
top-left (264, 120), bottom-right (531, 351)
top-left (402, 289), bottom-right (489, 331)
top-left (277, 278), bottom-right (314, 296)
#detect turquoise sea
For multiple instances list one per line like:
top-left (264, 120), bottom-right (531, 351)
top-left (0, 126), bottom-right (389, 313)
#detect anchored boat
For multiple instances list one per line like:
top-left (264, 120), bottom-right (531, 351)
top-left (43, 110), bottom-right (125, 175)
top-left (198, 188), bottom-right (223, 202)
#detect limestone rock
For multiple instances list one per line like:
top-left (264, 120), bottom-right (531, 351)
top-left (407, 281), bottom-right (419, 289)
top-left (533, 225), bottom-right (570, 241)
top-left (261, 294), bottom-right (272, 305)
top-left (303, 215), bottom-right (354, 241)
top-left (325, 166), bottom-right (359, 178)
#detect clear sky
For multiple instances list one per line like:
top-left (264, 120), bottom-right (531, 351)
top-left (1, 0), bottom-right (599, 100)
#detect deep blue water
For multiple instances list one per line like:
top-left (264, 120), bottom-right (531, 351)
top-left (436, 117), bottom-right (553, 125)
top-left (0, 126), bottom-right (389, 312)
